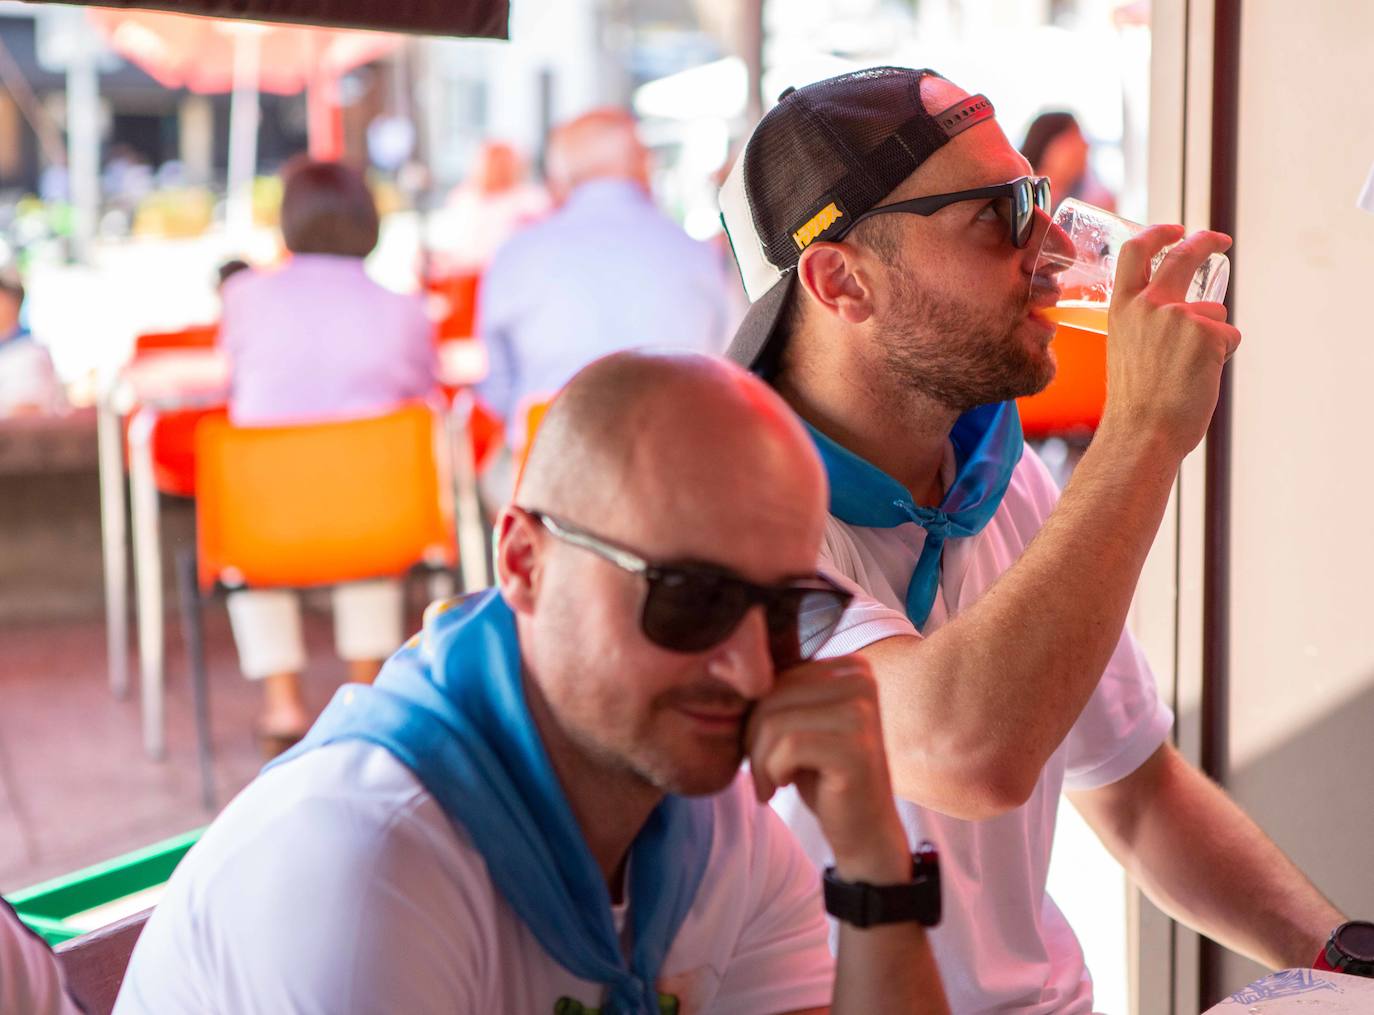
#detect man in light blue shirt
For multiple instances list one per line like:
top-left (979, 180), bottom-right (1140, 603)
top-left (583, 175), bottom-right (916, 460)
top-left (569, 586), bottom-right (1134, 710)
top-left (477, 109), bottom-right (732, 463)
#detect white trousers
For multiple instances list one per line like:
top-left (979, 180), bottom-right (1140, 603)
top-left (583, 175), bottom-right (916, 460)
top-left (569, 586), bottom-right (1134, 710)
top-left (225, 580), bottom-right (404, 680)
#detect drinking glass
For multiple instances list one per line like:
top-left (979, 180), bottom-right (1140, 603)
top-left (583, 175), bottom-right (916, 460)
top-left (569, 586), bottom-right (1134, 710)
top-left (1032, 198), bottom-right (1230, 336)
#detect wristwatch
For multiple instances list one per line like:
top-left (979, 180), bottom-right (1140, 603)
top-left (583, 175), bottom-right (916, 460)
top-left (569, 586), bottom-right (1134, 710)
top-left (1314, 921), bottom-right (1374, 978)
top-left (823, 841), bottom-right (941, 928)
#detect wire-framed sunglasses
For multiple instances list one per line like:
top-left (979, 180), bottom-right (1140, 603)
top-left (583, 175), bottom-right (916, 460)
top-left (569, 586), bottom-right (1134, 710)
top-left (849, 174), bottom-right (1052, 249)
top-left (525, 509), bottom-right (852, 671)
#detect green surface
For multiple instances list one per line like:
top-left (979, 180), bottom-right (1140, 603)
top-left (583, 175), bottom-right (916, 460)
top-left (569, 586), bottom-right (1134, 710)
top-left (5, 828), bottom-right (203, 945)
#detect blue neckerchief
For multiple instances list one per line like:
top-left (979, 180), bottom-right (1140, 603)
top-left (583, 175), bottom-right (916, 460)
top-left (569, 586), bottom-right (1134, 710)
top-left (269, 590), bottom-right (714, 1014)
top-left (806, 401), bottom-right (1024, 630)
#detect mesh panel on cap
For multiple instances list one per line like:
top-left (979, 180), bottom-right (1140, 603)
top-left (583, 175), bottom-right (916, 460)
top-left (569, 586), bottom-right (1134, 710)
top-left (743, 67), bottom-right (943, 273)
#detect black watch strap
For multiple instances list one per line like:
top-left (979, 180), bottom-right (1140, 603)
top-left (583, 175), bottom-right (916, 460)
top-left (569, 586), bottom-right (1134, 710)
top-left (823, 841), bottom-right (941, 928)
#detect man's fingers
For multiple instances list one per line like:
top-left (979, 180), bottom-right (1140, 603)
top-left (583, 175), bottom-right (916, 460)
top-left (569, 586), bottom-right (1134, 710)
top-left (750, 760), bottom-right (775, 804)
top-left (751, 729), bottom-right (847, 804)
top-left (1148, 230), bottom-right (1232, 300)
top-left (1187, 301), bottom-right (1229, 322)
top-left (1114, 223), bottom-right (1185, 298)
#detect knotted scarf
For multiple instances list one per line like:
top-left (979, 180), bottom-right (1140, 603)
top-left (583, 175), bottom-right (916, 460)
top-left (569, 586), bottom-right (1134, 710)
top-left (807, 400), bottom-right (1023, 630)
top-left (269, 589), bottom-right (715, 1013)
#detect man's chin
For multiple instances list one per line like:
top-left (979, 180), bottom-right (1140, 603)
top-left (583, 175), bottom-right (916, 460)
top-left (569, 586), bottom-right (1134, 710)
top-left (1006, 334), bottom-right (1058, 399)
top-left (639, 746), bottom-right (744, 797)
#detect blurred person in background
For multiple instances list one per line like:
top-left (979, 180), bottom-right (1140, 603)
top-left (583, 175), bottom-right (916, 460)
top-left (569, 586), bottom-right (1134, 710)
top-left (435, 140), bottom-right (550, 272)
top-left (476, 109), bottom-right (732, 500)
top-left (220, 157), bottom-right (437, 756)
top-left (0, 266), bottom-right (63, 418)
top-left (1020, 111), bottom-right (1116, 211)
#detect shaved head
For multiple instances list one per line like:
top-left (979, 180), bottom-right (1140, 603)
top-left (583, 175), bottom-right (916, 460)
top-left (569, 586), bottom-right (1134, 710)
top-left (499, 350), bottom-right (830, 798)
top-left (517, 350), bottom-right (824, 548)
top-left (544, 108), bottom-right (650, 200)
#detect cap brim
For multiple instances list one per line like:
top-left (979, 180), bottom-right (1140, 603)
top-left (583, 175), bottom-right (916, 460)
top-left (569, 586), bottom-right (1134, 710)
top-left (725, 272), bottom-right (796, 376)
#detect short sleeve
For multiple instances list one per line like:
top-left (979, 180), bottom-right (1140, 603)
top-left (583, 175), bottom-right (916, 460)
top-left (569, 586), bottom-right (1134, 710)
top-left (815, 521), bottom-right (920, 658)
top-left (0, 342), bottom-right (62, 415)
top-left (216, 270), bottom-right (251, 358)
top-left (117, 779), bottom-right (489, 1014)
top-left (709, 801), bottom-right (833, 1015)
top-left (403, 295), bottom-right (439, 398)
top-left (1063, 627), bottom-right (1174, 791)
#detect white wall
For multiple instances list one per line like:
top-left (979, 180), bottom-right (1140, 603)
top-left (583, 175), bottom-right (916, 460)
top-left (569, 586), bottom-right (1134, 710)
top-left (1218, 0), bottom-right (1374, 996)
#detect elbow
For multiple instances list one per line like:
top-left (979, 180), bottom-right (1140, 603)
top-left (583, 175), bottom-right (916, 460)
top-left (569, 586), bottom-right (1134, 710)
top-left (890, 747), bottom-right (1040, 821)
top-left (968, 761), bottom-right (1039, 816)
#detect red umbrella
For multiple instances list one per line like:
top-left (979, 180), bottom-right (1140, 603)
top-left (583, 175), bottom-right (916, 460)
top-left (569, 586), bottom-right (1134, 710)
top-left (87, 8), bottom-right (399, 161)
top-left (87, 8), bottom-right (397, 95)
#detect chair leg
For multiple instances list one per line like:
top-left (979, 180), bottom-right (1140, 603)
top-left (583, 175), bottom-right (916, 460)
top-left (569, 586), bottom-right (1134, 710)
top-left (175, 549), bottom-right (215, 812)
top-left (447, 394), bottom-right (492, 593)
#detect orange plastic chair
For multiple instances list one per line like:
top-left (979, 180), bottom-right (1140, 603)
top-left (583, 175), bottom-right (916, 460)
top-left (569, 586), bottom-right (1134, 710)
top-left (193, 402), bottom-right (454, 592)
top-left (511, 397), bottom-right (553, 491)
top-left (423, 271), bottom-right (481, 341)
top-left (176, 403), bottom-right (457, 806)
top-left (1015, 324), bottom-right (1106, 439)
top-left (1017, 281), bottom-right (1109, 440)
top-left (132, 323), bottom-right (218, 356)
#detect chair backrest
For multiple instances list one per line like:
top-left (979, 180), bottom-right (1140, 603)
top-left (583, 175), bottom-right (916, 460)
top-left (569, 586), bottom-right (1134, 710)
top-left (53, 908), bottom-right (151, 1015)
top-left (423, 271), bottom-right (481, 341)
top-left (512, 396), bottom-right (553, 491)
top-left (123, 326), bottom-right (223, 496)
top-left (195, 403), bottom-right (454, 591)
top-left (132, 324), bottom-right (218, 357)
top-left (1015, 324), bottom-right (1105, 439)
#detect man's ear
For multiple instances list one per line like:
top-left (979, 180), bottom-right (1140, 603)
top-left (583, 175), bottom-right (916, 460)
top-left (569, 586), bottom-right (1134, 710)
top-left (796, 242), bottom-right (877, 325)
top-left (495, 507), bottom-right (540, 614)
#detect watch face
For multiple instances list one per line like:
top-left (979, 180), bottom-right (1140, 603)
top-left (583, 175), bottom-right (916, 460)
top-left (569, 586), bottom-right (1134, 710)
top-left (1337, 921), bottom-right (1374, 962)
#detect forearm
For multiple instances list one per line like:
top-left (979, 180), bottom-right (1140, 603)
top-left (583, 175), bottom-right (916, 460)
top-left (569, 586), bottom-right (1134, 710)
top-left (868, 424), bottom-right (1182, 816)
top-left (832, 922), bottom-right (947, 1015)
top-left (828, 842), bottom-right (948, 1015)
top-left (1074, 748), bottom-right (1343, 970)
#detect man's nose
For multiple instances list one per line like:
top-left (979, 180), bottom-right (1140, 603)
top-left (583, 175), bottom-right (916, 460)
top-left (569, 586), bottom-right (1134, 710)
top-left (1023, 207), bottom-right (1074, 278)
top-left (704, 606), bottom-right (774, 700)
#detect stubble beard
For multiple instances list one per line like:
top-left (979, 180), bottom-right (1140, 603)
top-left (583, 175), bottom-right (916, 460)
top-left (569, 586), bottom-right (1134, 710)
top-left (876, 265), bottom-right (1057, 413)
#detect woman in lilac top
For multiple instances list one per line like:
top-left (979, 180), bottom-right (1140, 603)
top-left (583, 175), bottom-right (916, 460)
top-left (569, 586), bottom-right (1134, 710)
top-left (219, 158), bottom-right (437, 753)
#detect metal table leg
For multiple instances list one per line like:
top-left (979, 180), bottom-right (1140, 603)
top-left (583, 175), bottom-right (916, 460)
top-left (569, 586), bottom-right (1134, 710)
top-left (96, 398), bottom-right (130, 700)
top-left (128, 408), bottom-right (165, 761)
top-left (447, 393), bottom-right (491, 593)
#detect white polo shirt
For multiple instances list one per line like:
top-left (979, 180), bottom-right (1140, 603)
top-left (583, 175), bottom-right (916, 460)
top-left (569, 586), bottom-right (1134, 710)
top-left (115, 742), bottom-right (834, 1015)
top-left (775, 442), bottom-right (1173, 1015)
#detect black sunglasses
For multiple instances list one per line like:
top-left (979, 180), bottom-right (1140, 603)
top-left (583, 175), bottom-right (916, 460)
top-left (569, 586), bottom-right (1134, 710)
top-left (849, 175), bottom-right (1052, 249)
top-left (526, 510), bottom-right (852, 671)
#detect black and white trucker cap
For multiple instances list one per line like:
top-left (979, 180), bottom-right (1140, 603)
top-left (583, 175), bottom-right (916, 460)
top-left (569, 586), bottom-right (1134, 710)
top-left (719, 67), bottom-right (996, 375)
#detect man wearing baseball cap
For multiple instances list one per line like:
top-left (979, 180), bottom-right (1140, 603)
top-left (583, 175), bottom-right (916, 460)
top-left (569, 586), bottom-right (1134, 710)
top-left (720, 67), bottom-right (1344, 1011)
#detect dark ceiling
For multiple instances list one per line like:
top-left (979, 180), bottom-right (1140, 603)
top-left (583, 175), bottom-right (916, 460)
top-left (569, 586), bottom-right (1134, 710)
top-left (37, 0), bottom-right (509, 38)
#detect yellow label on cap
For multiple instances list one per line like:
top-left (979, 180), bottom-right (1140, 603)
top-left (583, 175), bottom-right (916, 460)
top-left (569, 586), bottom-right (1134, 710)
top-left (792, 202), bottom-right (844, 251)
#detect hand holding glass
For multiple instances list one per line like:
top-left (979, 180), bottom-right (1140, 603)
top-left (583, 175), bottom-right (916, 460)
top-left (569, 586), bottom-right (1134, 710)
top-left (1032, 198), bottom-right (1230, 336)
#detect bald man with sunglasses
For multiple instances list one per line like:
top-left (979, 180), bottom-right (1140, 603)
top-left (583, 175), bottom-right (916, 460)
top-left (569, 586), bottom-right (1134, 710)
top-left (720, 68), bottom-right (1342, 1012)
top-left (116, 351), bottom-right (948, 1015)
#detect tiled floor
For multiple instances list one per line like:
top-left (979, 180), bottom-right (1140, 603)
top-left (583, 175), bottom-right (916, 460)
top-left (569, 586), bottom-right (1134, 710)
top-left (0, 604), bottom-right (408, 893)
